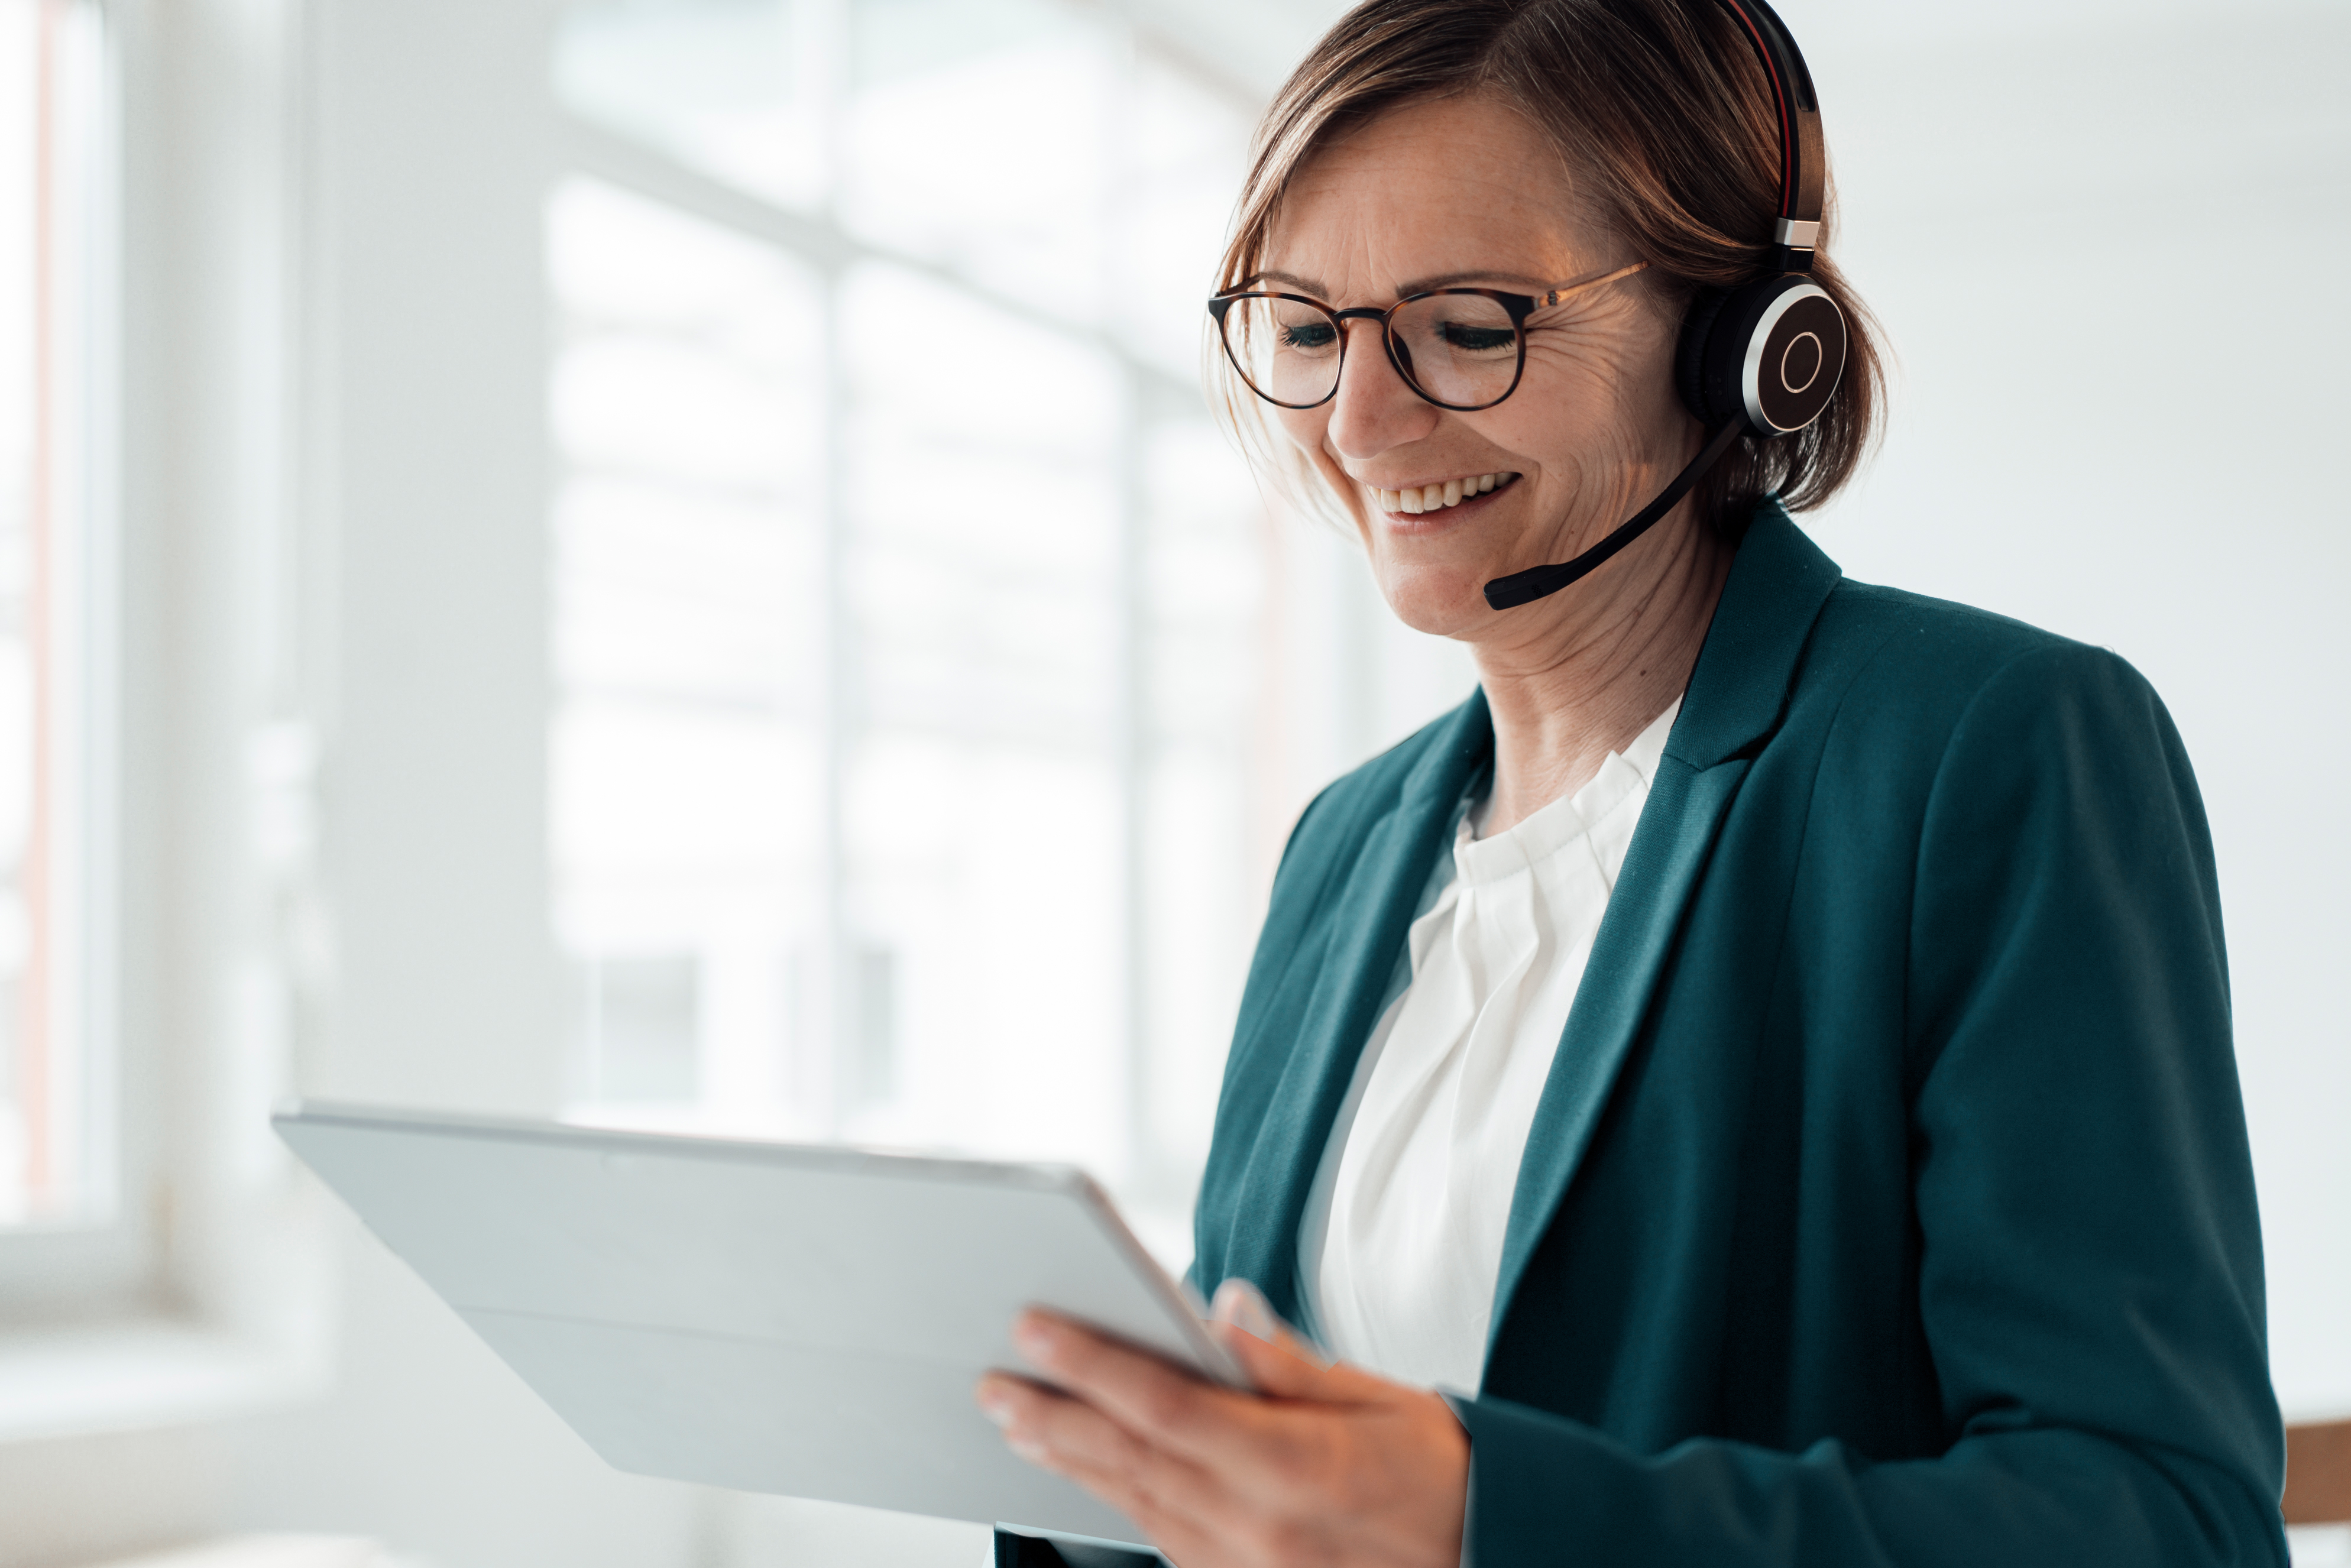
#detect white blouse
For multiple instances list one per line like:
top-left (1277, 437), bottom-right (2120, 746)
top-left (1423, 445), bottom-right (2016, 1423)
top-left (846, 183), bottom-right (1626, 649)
top-left (1300, 698), bottom-right (1680, 1394)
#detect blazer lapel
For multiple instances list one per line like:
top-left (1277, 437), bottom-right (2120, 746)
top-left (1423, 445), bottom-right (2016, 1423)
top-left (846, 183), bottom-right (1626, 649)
top-left (1216, 692), bottom-right (1494, 1324)
top-left (1488, 504), bottom-right (1844, 1339)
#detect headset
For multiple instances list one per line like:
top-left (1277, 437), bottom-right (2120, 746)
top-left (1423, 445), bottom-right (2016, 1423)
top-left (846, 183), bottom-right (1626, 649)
top-left (1482, 0), bottom-right (1850, 611)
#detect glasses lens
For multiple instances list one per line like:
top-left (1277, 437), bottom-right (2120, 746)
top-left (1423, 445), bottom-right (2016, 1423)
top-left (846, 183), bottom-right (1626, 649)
top-left (1388, 293), bottom-right (1521, 409)
top-left (1219, 295), bottom-right (1343, 407)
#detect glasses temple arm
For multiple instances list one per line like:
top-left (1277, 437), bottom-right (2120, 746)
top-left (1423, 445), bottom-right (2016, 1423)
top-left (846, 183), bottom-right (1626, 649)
top-left (1537, 260), bottom-right (1650, 310)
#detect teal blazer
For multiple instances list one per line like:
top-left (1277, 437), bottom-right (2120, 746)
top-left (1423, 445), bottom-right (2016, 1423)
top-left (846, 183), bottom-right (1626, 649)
top-left (1191, 504), bottom-right (2286, 1565)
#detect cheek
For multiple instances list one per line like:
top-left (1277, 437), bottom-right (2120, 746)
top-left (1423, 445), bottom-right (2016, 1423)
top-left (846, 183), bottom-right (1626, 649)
top-left (1272, 404), bottom-right (1328, 455)
top-left (1270, 404), bottom-right (1373, 536)
top-left (1494, 359), bottom-right (1655, 482)
top-left (1463, 399), bottom-right (1605, 488)
top-left (1514, 346), bottom-right (1620, 434)
top-left (1519, 316), bottom-right (1686, 448)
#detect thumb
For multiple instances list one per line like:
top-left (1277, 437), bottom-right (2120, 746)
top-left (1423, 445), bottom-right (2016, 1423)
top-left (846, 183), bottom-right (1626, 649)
top-left (1216, 1316), bottom-right (1404, 1402)
top-left (1209, 1278), bottom-right (1330, 1367)
top-left (1218, 1316), bottom-right (1338, 1397)
top-left (1208, 1279), bottom-right (1401, 1401)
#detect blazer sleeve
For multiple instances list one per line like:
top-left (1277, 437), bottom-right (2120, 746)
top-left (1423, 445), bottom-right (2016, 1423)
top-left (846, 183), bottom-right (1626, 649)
top-left (1449, 642), bottom-right (2288, 1568)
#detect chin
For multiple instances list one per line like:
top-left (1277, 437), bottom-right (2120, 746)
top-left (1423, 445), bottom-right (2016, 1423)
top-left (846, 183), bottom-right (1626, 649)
top-left (1374, 561), bottom-right (1490, 638)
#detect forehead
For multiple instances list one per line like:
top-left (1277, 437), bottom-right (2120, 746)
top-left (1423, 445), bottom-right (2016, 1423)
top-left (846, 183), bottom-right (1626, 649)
top-left (1262, 93), bottom-right (1594, 296)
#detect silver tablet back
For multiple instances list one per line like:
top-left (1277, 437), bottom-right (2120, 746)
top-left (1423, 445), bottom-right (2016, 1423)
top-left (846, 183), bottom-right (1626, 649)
top-left (274, 1100), bottom-right (1237, 1545)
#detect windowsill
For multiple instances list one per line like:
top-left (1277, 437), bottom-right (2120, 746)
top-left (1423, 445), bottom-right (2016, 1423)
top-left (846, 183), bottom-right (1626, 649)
top-left (90, 1535), bottom-right (396, 1568)
top-left (0, 1317), bottom-right (326, 1442)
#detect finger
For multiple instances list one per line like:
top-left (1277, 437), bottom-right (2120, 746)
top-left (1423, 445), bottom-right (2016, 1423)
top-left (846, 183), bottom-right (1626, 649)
top-left (980, 1372), bottom-right (1236, 1564)
top-left (976, 1372), bottom-right (1082, 1470)
top-left (993, 1377), bottom-right (1168, 1482)
top-left (977, 1372), bottom-right (1149, 1473)
top-left (1037, 1427), bottom-right (1235, 1560)
top-left (1015, 1310), bottom-right (1261, 1464)
top-left (1212, 1317), bottom-right (1333, 1399)
top-left (1212, 1316), bottom-right (1406, 1405)
top-left (1048, 1463), bottom-right (1223, 1568)
top-left (1209, 1278), bottom-right (1333, 1369)
top-left (1207, 1277), bottom-right (1284, 1343)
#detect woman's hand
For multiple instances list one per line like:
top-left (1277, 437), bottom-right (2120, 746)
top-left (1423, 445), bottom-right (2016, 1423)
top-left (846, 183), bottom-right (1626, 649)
top-left (973, 1282), bottom-right (1468, 1567)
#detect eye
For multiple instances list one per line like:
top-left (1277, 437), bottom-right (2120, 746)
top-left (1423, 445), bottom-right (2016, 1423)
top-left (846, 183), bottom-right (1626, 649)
top-left (1439, 322), bottom-right (1517, 354)
top-left (1280, 321), bottom-right (1338, 351)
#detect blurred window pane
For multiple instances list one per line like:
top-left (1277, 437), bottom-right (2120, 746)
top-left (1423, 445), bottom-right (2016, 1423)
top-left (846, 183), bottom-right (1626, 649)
top-left (1121, 58), bottom-right (1254, 378)
top-left (844, 0), bottom-right (1112, 322)
top-left (548, 0), bottom-right (1271, 1230)
top-left (549, 176), bottom-right (828, 1135)
top-left (0, 0), bottom-right (105, 1229)
top-left (570, 954), bottom-right (703, 1103)
top-left (554, 0), bottom-right (826, 210)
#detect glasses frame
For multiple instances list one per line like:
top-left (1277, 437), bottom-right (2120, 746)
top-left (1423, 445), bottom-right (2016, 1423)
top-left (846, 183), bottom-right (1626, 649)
top-left (1207, 261), bottom-right (1649, 413)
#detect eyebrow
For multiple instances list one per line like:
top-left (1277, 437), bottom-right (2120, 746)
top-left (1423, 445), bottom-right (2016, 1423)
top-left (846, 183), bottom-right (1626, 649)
top-left (1247, 267), bottom-right (1558, 299)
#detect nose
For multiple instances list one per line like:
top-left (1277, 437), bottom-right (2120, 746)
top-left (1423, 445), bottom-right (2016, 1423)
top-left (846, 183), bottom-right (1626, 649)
top-left (1325, 318), bottom-right (1439, 463)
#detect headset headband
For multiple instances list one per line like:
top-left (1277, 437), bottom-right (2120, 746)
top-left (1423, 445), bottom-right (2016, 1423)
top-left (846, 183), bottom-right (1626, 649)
top-left (1709, 0), bottom-right (1823, 272)
top-left (1481, 0), bottom-right (1844, 611)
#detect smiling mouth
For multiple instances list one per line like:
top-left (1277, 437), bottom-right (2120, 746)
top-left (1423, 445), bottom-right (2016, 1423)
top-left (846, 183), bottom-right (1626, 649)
top-left (1371, 471), bottom-right (1521, 515)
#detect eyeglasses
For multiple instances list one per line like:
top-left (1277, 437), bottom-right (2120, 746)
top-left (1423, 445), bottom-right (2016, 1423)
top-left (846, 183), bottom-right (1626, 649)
top-left (1207, 261), bottom-right (1649, 413)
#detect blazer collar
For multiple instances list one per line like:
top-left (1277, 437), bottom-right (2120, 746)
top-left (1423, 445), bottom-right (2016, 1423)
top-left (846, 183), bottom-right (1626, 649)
top-left (1665, 500), bottom-right (1843, 768)
top-left (1487, 501), bottom-right (1842, 1346)
top-left (1215, 691), bottom-right (1494, 1326)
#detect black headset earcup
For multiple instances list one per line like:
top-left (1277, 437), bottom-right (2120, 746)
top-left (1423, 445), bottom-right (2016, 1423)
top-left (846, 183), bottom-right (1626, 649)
top-left (1697, 274), bottom-right (1849, 438)
top-left (1675, 288), bottom-right (1731, 425)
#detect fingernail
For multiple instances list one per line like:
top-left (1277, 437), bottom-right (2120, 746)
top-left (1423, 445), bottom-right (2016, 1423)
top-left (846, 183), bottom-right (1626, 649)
top-left (1213, 1278), bottom-right (1278, 1342)
top-left (1013, 1316), bottom-right (1056, 1360)
top-left (1010, 1439), bottom-right (1051, 1468)
top-left (976, 1389), bottom-right (1012, 1428)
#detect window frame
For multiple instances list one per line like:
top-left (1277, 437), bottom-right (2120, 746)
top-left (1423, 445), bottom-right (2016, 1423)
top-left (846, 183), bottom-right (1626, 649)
top-left (0, 0), bottom-right (134, 1308)
top-left (0, 0), bottom-right (330, 1439)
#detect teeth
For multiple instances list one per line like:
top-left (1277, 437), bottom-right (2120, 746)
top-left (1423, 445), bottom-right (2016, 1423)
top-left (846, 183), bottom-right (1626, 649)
top-left (1371, 472), bottom-right (1516, 513)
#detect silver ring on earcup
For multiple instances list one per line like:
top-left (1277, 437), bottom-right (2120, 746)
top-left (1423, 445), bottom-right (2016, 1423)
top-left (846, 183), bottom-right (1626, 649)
top-left (1676, 273), bottom-right (1849, 438)
top-left (1740, 282), bottom-right (1845, 435)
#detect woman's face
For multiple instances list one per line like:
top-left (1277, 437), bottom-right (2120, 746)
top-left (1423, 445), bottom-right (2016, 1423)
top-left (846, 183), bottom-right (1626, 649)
top-left (1258, 93), bottom-right (1699, 642)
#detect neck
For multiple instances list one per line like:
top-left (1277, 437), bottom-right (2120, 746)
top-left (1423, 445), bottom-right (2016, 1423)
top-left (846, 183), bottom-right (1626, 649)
top-left (1469, 501), bottom-right (1733, 835)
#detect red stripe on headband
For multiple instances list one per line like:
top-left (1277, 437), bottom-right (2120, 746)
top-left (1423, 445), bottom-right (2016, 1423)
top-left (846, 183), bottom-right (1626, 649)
top-left (1715, 0), bottom-right (1799, 219)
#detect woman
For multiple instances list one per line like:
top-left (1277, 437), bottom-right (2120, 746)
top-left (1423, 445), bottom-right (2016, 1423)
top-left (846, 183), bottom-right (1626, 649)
top-left (975, 2), bottom-right (2286, 1564)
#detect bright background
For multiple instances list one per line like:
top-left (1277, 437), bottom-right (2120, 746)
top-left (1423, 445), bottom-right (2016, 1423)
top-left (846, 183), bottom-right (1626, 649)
top-left (0, 1), bottom-right (2343, 1566)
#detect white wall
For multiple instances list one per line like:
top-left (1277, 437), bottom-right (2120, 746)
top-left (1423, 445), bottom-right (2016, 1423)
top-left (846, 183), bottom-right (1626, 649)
top-left (1798, 1), bottom-right (2351, 1421)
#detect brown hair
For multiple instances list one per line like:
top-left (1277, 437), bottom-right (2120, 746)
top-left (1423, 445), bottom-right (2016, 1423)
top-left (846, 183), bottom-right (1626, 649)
top-left (1215, 0), bottom-right (1886, 535)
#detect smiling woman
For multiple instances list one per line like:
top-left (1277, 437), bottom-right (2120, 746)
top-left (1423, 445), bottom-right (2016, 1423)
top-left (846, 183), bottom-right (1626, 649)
top-left (976, 2), bottom-right (2288, 1566)
top-left (1214, 0), bottom-right (1883, 554)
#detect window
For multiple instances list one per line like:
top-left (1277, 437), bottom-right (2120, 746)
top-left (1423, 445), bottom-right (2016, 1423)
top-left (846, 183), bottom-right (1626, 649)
top-left (549, 174), bottom-right (828, 1136)
top-left (546, 0), bottom-right (1283, 1240)
top-left (0, 0), bottom-right (107, 1232)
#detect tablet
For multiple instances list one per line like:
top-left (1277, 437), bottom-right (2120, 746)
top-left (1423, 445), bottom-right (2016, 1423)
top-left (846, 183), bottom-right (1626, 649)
top-left (274, 1100), bottom-right (1243, 1547)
